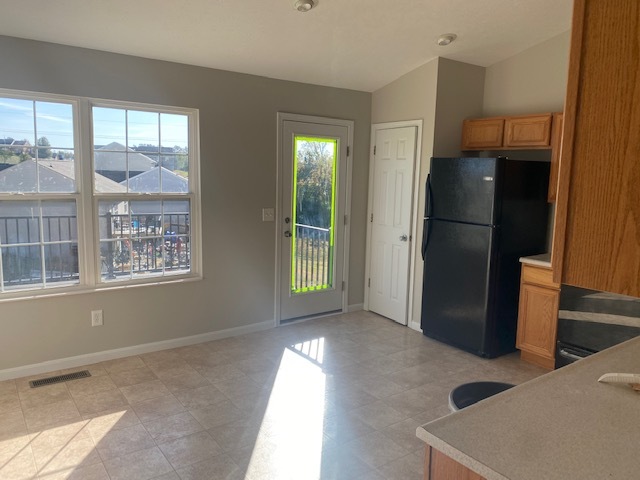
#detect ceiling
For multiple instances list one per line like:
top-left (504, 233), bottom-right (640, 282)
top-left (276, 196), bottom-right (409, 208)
top-left (0, 0), bottom-right (573, 92)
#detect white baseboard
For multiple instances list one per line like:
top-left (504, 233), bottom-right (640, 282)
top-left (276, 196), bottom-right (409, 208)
top-left (409, 320), bottom-right (422, 332)
top-left (0, 319), bottom-right (276, 382)
top-left (348, 303), bottom-right (364, 312)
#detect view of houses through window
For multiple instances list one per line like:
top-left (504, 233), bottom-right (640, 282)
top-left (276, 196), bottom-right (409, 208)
top-left (93, 106), bottom-right (192, 281)
top-left (0, 93), bottom-right (198, 294)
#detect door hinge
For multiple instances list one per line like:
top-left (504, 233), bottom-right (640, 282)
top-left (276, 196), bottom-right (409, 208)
top-left (342, 281), bottom-right (346, 291)
top-left (370, 213), bottom-right (373, 223)
top-left (373, 145), bottom-right (376, 155)
top-left (344, 214), bottom-right (348, 225)
top-left (368, 278), bottom-right (371, 287)
top-left (347, 146), bottom-right (350, 157)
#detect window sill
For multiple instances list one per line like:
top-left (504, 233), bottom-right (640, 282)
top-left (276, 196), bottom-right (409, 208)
top-left (0, 274), bottom-right (203, 304)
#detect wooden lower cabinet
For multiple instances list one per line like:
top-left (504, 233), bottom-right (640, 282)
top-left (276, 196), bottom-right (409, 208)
top-left (516, 263), bottom-right (560, 370)
top-left (424, 446), bottom-right (485, 480)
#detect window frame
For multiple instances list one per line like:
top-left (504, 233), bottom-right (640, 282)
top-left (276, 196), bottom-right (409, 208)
top-left (0, 88), bottom-right (202, 300)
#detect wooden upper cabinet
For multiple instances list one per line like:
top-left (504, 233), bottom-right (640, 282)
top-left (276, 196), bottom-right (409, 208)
top-left (461, 118), bottom-right (504, 150)
top-left (504, 114), bottom-right (552, 148)
top-left (552, 0), bottom-right (640, 296)
top-left (461, 113), bottom-right (558, 151)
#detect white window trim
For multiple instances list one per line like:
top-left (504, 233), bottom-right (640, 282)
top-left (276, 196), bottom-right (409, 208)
top-left (0, 89), bottom-right (202, 302)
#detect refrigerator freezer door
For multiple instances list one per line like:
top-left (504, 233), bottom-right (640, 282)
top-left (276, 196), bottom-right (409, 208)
top-left (421, 219), bottom-right (496, 356)
top-left (429, 157), bottom-right (499, 225)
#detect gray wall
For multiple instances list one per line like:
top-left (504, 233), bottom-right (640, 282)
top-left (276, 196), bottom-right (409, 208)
top-left (483, 31), bottom-right (571, 116)
top-left (0, 36), bottom-right (371, 371)
top-left (433, 58), bottom-right (485, 157)
top-left (372, 59), bottom-right (439, 328)
top-left (372, 58), bottom-right (439, 168)
top-left (371, 58), bottom-right (485, 327)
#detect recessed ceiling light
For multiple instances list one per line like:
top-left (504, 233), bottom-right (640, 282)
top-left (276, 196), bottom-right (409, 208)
top-left (294, 0), bottom-right (317, 12)
top-left (437, 33), bottom-right (457, 46)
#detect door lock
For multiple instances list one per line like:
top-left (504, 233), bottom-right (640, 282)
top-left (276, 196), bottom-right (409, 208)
top-left (284, 231), bottom-right (292, 238)
top-left (285, 217), bottom-right (291, 224)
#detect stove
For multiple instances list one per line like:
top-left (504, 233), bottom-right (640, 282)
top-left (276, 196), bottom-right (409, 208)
top-left (556, 285), bottom-right (640, 368)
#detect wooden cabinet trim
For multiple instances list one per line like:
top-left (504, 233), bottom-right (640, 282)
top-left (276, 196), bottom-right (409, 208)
top-left (547, 112), bottom-right (564, 202)
top-left (551, 0), bottom-right (587, 283)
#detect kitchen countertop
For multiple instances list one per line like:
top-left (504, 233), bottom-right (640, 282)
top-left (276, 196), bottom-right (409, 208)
top-left (519, 252), bottom-right (551, 267)
top-left (416, 336), bottom-right (640, 479)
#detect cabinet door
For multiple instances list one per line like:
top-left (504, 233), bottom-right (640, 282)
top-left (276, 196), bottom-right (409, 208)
top-left (553, 0), bottom-right (640, 295)
top-left (547, 112), bottom-right (564, 203)
top-left (504, 114), bottom-right (552, 148)
top-left (516, 282), bottom-right (559, 368)
top-left (461, 118), bottom-right (504, 150)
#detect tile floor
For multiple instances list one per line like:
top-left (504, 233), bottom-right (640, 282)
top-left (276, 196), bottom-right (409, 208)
top-left (0, 311), bottom-right (546, 480)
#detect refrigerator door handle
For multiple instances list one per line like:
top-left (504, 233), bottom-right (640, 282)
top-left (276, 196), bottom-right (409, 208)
top-left (425, 173), bottom-right (433, 218)
top-left (421, 218), bottom-right (431, 260)
top-left (422, 174), bottom-right (433, 261)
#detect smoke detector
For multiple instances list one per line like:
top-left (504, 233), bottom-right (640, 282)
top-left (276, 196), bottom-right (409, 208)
top-left (294, 0), bottom-right (317, 12)
top-left (437, 34), bottom-right (457, 46)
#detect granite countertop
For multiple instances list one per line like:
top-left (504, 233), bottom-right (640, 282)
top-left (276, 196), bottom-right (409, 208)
top-left (416, 336), bottom-right (640, 480)
top-left (519, 252), bottom-right (551, 267)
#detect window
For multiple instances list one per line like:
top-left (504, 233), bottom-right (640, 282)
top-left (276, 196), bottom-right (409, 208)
top-left (0, 97), bottom-right (79, 292)
top-left (0, 90), bottom-right (200, 297)
top-left (92, 106), bottom-right (193, 282)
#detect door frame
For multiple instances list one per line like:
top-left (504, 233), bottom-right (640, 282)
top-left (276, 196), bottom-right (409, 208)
top-left (275, 112), bottom-right (354, 326)
top-left (364, 120), bottom-right (423, 330)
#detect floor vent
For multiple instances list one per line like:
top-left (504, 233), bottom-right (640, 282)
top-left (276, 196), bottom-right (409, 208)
top-left (29, 370), bottom-right (91, 388)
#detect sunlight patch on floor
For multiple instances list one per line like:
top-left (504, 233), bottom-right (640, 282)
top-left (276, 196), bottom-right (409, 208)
top-left (246, 338), bottom-right (326, 479)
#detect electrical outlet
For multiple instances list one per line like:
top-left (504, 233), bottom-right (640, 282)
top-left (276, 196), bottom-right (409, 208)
top-left (91, 310), bottom-right (103, 327)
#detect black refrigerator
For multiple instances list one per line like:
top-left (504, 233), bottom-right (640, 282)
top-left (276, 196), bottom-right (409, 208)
top-left (420, 157), bottom-right (550, 358)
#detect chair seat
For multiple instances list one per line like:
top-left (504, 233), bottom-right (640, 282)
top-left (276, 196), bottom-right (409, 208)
top-left (448, 381), bottom-right (515, 411)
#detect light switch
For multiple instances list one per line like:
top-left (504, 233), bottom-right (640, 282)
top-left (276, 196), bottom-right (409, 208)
top-left (262, 208), bottom-right (275, 222)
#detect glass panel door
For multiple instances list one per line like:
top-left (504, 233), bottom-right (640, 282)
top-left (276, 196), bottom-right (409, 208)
top-left (280, 120), bottom-right (348, 322)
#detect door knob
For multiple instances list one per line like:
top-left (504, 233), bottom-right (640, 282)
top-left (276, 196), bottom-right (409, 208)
top-left (399, 234), bottom-right (408, 242)
top-left (284, 231), bottom-right (292, 238)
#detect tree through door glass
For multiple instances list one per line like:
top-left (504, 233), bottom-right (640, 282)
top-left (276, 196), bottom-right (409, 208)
top-left (291, 136), bottom-right (337, 294)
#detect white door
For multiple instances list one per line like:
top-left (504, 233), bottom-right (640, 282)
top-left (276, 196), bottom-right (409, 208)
top-left (368, 126), bottom-right (417, 324)
top-left (279, 119), bottom-right (349, 322)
